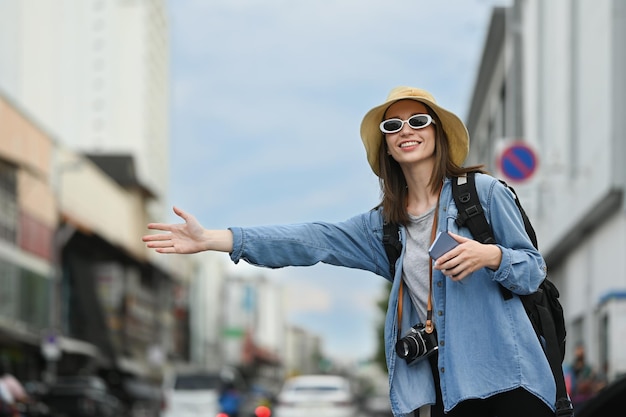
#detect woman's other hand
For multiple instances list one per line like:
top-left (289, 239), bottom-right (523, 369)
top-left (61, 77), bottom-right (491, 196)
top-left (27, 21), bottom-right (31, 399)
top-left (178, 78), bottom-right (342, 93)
top-left (433, 232), bottom-right (502, 281)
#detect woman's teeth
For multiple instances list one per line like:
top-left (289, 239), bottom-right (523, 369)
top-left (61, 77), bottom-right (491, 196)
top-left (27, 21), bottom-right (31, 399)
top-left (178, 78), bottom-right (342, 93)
top-left (400, 141), bottom-right (419, 148)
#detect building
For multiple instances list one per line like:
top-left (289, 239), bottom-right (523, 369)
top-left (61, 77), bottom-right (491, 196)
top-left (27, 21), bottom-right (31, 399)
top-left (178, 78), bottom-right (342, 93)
top-left (0, 93), bottom-right (56, 381)
top-left (0, 90), bottom-right (172, 414)
top-left (0, 0), bottom-right (170, 217)
top-left (284, 325), bottom-right (324, 377)
top-left (0, 1), bottom-right (177, 414)
top-left (466, 0), bottom-right (626, 382)
top-left (222, 273), bottom-right (284, 386)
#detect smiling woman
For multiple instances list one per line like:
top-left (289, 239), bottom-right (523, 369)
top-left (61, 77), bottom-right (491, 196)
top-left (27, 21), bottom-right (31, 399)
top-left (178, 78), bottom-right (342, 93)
top-left (143, 83), bottom-right (554, 417)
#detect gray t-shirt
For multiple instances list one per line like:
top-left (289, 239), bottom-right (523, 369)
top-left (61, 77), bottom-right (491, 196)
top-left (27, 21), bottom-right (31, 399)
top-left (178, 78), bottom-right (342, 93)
top-left (402, 205), bottom-right (436, 326)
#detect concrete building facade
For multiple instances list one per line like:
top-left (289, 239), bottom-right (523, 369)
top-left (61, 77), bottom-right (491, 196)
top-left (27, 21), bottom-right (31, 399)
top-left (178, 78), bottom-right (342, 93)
top-left (0, 90), bottom-right (173, 415)
top-left (0, 0), bottom-right (170, 212)
top-left (466, 0), bottom-right (626, 383)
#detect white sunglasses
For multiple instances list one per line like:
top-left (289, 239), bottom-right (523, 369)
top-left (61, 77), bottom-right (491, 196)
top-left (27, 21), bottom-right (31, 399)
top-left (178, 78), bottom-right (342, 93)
top-left (379, 114), bottom-right (435, 134)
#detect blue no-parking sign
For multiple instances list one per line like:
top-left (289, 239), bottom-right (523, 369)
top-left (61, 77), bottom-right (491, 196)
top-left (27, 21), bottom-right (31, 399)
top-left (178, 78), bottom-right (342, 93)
top-left (498, 142), bottom-right (538, 182)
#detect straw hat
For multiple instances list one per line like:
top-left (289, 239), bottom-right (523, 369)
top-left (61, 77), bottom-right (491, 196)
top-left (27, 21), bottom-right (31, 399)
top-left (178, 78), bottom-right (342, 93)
top-left (360, 86), bottom-right (469, 176)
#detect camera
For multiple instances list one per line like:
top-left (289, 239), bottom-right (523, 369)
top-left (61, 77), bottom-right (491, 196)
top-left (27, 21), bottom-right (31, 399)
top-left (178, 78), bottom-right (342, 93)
top-left (395, 323), bottom-right (438, 365)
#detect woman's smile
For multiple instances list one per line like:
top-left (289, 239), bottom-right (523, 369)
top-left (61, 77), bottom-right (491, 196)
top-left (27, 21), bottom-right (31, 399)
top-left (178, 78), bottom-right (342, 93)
top-left (399, 140), bottom-right (422, 149)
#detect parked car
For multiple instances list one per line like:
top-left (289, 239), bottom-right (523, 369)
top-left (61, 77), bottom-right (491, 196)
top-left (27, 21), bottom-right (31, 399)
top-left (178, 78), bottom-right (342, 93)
top-left (161, 366), bottom-right (250, 417)
top-left (42, 375), bottom-right (123, 417)
top-left (21, 380), bottom-right (52, 416)
top-left (273, 374), bottom-right (358, 417)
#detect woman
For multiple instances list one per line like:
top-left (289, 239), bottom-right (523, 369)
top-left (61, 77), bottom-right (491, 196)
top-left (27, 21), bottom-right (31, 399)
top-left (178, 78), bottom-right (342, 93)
top-left (143, 87), bottom-right (555, 417)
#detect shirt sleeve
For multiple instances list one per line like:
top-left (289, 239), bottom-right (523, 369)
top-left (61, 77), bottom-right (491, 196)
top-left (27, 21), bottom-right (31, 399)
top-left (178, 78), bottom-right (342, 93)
top-left (228, 210), bottom-right (391, 277)
top-left (485, 179), bottom-right (547, 294)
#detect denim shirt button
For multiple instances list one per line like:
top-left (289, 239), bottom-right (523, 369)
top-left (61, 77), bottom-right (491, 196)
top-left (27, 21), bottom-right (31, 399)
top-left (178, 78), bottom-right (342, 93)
top-left (440, 340), bottom-right (445, 347)
top-left (437, 310), bottom-right (443, 316)
top-left (437, 281), bottom-right (442, 287)
top-left (440, 367), bottom-right (445, 373)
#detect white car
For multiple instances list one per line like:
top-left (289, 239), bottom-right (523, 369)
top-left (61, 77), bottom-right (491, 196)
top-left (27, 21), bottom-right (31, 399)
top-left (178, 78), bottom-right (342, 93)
top-left (161, 367), bottom-right (248, 417)
top-left (273, 374), bottom-right (358, 417)
top-left (161, 370), bottom-right (222, 417)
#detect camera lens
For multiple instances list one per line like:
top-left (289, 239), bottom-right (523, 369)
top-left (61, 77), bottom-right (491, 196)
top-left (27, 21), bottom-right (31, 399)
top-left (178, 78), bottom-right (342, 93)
top-left (395, 336), bottom-right (422, 360)
top-left (398, 340), bottom-right (411, 358)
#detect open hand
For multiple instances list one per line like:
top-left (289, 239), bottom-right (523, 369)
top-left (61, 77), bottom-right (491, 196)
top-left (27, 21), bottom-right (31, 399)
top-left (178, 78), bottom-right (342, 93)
top-left (142, 206), bottom-right (209, 254)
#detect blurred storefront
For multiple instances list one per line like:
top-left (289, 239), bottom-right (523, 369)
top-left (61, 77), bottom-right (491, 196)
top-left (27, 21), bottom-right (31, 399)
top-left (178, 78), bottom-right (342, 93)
top-left (0, 91), bottom-right (186, 415)
top-left (0, 93), bottom-right (56, 382)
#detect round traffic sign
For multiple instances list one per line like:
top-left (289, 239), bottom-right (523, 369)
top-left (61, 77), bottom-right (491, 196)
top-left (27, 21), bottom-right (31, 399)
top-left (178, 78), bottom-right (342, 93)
top-left (498, 142), bottom-right (538, 182)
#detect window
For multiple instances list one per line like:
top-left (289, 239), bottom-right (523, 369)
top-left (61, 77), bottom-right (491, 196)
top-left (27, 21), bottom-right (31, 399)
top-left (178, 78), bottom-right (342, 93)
top-left (0, 159), bottom-right (17, 243)
top-left (0, 259), bottom-right (19, 320)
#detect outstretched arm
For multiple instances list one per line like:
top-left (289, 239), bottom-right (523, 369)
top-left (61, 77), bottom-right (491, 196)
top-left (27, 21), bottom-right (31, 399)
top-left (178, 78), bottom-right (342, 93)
top-left (142, 206), bottom-right (233, 254)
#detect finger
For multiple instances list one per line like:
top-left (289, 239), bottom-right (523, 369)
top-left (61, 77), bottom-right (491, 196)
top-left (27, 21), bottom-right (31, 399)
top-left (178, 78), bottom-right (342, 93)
top-left (146, 240), bottom-right (174, 249)
top-left (453, 271), bottom-right (468, 281)
top-left (435, 250), bottom-right (459, 267)
top-left (434, 257), bottom-right (448, 269)
top-left (450, 263), bottom-right (474, 281)
top-left (147, 223), bottom-right (174, 232)
top-left (173, 206), bottom-right (191, 221)
top-left (156, 247), bottom-right (177, 254)
top-left (443, 268), bottom-right (462, 281)
top-left (442, 261), bottom-right (464, 278)
top-left (447, 232), bottom-right (469, 243)
top-left (142, 233), bottom-right (172, 242)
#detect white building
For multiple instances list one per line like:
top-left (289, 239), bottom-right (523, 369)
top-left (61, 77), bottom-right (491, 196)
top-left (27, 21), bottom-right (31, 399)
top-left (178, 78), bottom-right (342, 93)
top-left (467, 0), bottom-right (626, 382)
top-left (284, 324), bottom-right (323, 376)
top-left (219, 272), bottom-right (286, 387)
top-left (0, 0), bottom-right (191, 388)
top-left (187, 252), bottom-right (228, 370)
top-left (0, 0), bottom-right (170, 219)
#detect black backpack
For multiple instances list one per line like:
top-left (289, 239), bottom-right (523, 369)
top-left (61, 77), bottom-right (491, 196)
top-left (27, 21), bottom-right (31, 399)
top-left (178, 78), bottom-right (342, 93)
top-left (382, 172), bottom-right (574, 416)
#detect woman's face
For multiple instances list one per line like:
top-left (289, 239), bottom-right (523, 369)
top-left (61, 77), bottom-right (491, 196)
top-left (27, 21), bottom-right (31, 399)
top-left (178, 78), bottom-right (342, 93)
top-left (383, 100), bottom-right (436, 171)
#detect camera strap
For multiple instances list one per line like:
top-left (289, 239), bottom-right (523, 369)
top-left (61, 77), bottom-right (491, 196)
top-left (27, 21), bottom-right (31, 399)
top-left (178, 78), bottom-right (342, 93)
top-left (397, 192), bottom-right (440, 339)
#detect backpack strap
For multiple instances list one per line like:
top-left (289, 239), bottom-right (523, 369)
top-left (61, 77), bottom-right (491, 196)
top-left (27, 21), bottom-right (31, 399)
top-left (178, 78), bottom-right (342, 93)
top-left (452, 173), bottom-right (512, 302)
top-left (534, 291), bottom-right (573, 416)
top-left (498, 179), bottom-right (538, 249)
top-left (452, 173), bottom-right (495, 245)
top-left (382, 221), bottom-right (402, 278)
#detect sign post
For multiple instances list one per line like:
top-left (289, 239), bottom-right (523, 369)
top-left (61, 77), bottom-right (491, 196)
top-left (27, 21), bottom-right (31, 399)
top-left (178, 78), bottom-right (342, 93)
top-left (41, 332), bottom-right (61, 384)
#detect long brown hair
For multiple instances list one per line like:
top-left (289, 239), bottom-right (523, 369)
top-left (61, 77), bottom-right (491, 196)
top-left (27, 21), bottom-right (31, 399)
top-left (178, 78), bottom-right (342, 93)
top-left (376, 106), bottom-right (485, 225)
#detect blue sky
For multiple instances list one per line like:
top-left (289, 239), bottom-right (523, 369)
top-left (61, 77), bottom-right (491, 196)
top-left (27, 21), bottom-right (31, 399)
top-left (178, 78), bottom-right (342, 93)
top-left (166, 0), bottom-right (511, 363)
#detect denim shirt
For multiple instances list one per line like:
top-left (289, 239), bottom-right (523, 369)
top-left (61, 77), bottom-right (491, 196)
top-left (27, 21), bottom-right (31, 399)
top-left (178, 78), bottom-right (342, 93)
top-left (229, 173), bottom-right (554, 416)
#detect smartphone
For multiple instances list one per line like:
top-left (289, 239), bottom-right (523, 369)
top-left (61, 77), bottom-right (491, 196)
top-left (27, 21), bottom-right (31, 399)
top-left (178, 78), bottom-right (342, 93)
top-left (428, 231), bottom-right (459, 260)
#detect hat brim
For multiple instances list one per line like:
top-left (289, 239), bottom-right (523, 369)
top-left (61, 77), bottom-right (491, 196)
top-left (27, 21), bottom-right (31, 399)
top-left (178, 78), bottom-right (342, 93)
top-left (360, 95), bottom-right (469, 177)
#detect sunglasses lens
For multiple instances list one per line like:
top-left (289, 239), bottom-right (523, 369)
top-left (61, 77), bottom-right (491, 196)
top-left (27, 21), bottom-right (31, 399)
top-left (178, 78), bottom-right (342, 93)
top-left (408, 115), bottom-right (431, 128)
top-left (381, 119), bottom-right (403, 133)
